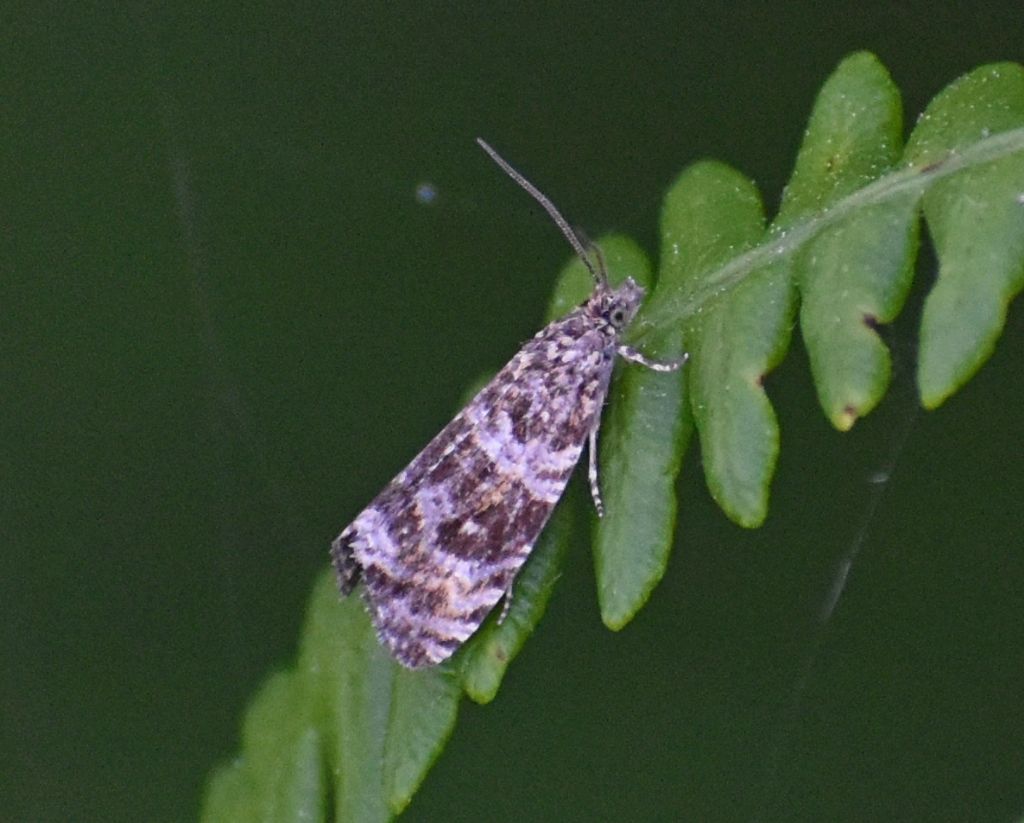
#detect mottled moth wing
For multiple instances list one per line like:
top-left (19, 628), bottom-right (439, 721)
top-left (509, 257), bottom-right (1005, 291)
top-left (331, 284), bottom-right (636, 668)
top-left (331, 138), bottom-right (683, 669)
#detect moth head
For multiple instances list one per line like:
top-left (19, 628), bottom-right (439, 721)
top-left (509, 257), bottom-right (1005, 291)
top-left (593, 276), bottom-right (645, 331)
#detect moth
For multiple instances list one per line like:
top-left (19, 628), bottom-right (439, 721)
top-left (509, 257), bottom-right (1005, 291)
top-left (332, 139), bottom-right (683, 668)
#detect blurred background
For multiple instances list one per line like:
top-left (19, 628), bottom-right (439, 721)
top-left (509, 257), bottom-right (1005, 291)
top-left (3, 4), bottom-right (1023, 821)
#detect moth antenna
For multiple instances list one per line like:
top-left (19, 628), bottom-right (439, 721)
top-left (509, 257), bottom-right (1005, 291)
top-left (476, 138), bottom-right (603, 286)
top-left (576, 229), bottom-right (610, 289)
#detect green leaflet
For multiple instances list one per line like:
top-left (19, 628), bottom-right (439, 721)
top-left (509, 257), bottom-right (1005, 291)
top-left (594, 324), bottom-right (689, 627)
top-left (301, 572), bottom-right (395, 823)
top-left (201, 572), bottom-right (391, 823)
top-left (635, 55), bottom-right (1024, 525)
top-left (905, 63), bottom-right (1024, 408)
top-left (201, 672), bottom-right (324, 823)
top-left (383, 665), bottom-right (461, 813)
top-left (658, 161), bottom-right (777, 529)
top-left (203, 53), bottom-right (1024, 822)
top-left (790, 52), bottom-right (919, 431)
top-left (592, 230), bottom-right (691, 627)
top-left (201, 571), bottom-right (464, 823)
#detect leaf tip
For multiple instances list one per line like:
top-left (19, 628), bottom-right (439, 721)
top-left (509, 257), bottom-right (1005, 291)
top-left (600, 611), bottom-right (630, 632)
top-left (833, 404), bottom-right (860, 432)
top-left (597, 577), bottom-right (649, 631)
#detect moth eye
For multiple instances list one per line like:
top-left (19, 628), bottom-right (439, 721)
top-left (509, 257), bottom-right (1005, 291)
top-left (609, 307), bottom-right (626, 327)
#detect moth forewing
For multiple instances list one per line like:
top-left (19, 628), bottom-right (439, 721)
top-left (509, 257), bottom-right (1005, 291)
top-left (331, 143), bottom-right (682, 669)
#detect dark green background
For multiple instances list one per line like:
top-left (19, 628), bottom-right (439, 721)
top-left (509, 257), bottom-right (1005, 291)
top-left (4, 4), bottom-right (1023, 821)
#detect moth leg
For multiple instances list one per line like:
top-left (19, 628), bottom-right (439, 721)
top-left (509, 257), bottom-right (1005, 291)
top-left (588, 424), bottom-right (605, 518)
top-left (617, 344), bottom-right (688, 373)
top-left (497, 585), bottom-right (514, 624)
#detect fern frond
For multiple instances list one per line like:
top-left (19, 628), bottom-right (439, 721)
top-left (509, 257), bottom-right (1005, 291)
top-left (201, 53), bottom-right (1024, 821)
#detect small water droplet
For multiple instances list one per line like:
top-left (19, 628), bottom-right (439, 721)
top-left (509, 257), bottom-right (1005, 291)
top-left (415, 182), bottom-right (438, 205)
